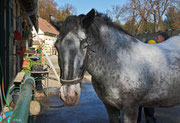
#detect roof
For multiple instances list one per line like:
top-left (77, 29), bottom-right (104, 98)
top-left (39, 17), bottom-right (59, 35)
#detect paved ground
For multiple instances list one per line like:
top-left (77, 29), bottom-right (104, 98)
top-left (34, 55), bottom-right (180, 123)
top-left (35, 83), bottom-right (109, 123)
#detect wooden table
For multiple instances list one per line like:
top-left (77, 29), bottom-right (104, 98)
top-left (31, 70), bottom-right (49, 96)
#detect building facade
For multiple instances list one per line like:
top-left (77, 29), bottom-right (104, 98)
top-left (32, 17), bottom-right (59, 55)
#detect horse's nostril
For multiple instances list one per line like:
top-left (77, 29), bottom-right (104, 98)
top-left (75, 91), bottom-right (78, 96)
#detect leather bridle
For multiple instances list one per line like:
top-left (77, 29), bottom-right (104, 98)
top-left (59, 36), bottom-right (92, 86)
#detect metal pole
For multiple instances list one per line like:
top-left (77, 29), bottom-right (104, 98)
top-left (10, 77), bottom-right (35, 123)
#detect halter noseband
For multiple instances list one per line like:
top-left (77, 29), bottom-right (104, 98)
top-left (60, 77), bottom-right (83, 85)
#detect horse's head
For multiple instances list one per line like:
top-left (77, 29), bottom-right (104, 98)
top-left (50, 9), bottom-right (95, 106)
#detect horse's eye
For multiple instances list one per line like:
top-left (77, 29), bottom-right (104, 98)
top-left (80, 40), bottom-right (88, 50)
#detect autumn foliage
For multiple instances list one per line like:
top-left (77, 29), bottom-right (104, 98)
top-left (39, 0), bottom-right (76, 22)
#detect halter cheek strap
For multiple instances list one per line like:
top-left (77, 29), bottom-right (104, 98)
top-left (60, 42), bottom-right (89, 86)
top-left (60, 77), bottom-right (83, 85)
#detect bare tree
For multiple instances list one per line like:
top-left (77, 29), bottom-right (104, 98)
top-left (133, 0), bottom-right (152, 33)
top-left (124, 0), bottom-right (177, 32)
top-left (124, 1), bottom-right (138, 34)
top-left (57, 4), bottom-right (77, 21)
top-left (106, 5), bottom-right (126, 22)
top-left (164, 6), bottom-right (180, 29)
top-left (106, 0), bottom-right (178, 33)
top-left (150, 0), bottom-right (171, 31)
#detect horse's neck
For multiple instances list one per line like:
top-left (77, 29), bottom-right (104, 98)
top-left (87, 25), bottom-right (138, 78)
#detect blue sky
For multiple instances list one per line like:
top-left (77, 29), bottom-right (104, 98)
top-left (55, 0), bottom-right (127, 15)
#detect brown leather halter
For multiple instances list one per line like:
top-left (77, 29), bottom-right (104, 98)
top-left (60, 77), bottom-right (83, 85)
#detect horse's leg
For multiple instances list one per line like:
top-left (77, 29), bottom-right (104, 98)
top-left (103, 103), bottom-right (120, 123)
top-left (144, 108), bottom-right (157, 123)
top-left (123, 105), bottom-right (139, 123)
top-left (91, 77), bottom-right (120, 122)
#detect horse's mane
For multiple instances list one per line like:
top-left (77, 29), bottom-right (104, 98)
top-left (94, 12), bottom-right (133, 37)
top-left (59, 15), bottom-right (80, 40)
top-left (59, 11), bottom-right (134, 41)
top-left (86, 12), bottom-right (136, 45)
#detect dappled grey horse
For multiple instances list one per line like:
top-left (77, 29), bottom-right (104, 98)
top-left (50, 9), bottom-right (180, 123)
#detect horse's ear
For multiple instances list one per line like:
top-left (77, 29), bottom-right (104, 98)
top-left (49, 15), bottom-right (62, 30)
top-left (81, 9), bottom-right (95, 29)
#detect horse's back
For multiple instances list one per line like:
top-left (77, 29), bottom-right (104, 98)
top-left (157, 35), bottom-right (180, 49)
top-left (141, 35), bottom-right (180, 107)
